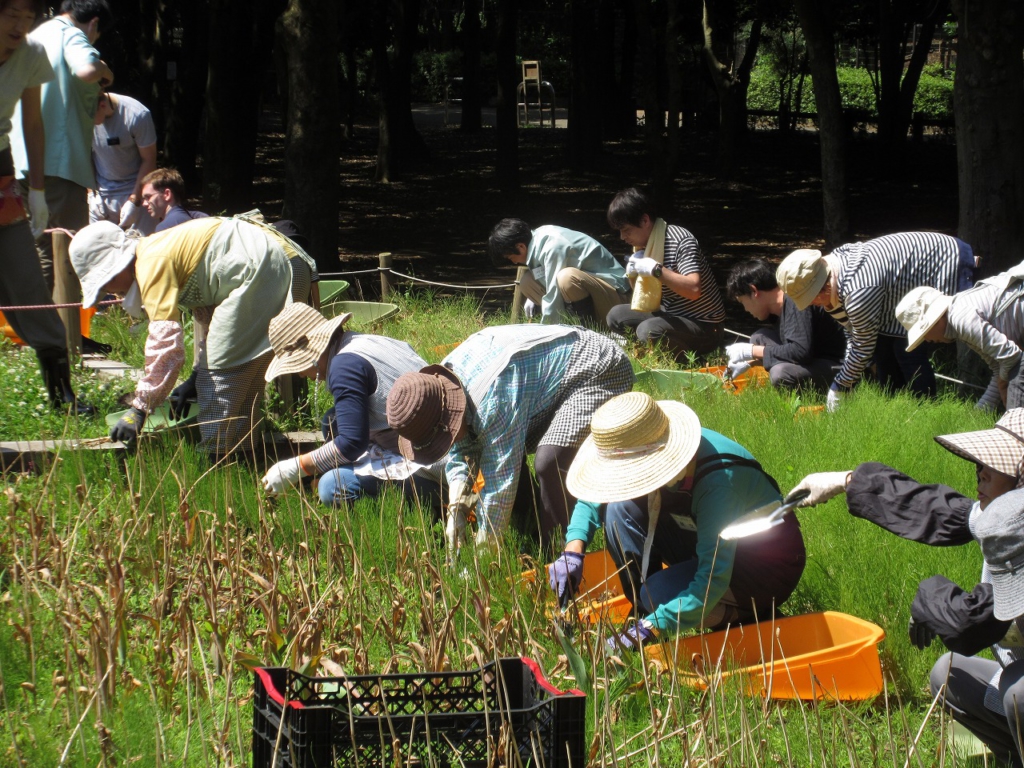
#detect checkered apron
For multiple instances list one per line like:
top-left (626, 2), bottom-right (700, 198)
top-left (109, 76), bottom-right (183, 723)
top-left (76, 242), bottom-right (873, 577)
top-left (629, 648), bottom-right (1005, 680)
top-left (527, 328), bottom-right (635, 450)
top-left (195, 353), bottom-right (273, 455)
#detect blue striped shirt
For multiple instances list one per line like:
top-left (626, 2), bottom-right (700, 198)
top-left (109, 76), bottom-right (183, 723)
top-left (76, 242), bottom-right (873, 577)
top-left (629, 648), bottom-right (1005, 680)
top-left (831, 232), bottom-right (969, 390)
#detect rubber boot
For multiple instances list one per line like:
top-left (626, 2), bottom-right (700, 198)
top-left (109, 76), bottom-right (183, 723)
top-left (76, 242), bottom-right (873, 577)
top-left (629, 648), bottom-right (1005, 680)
top-left (37, 351), bottom-right (96, 416)
top-left (565, 296), bottom-right (597, 325)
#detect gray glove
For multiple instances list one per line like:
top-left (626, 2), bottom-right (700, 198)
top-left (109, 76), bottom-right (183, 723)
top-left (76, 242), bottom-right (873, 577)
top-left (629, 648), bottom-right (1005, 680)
top-left (789, 471), bottom-right (851, 507)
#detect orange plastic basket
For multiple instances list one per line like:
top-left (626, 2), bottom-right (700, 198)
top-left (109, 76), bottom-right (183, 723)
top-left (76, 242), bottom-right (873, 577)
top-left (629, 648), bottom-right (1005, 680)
top-left (645, 611), bottom-right (885, 701)
top-left (697, 365), bottom-right (771, 394)
top-left (0, 307), bottom-right (97, 346)
top-left (521, 549), bottom-right (637, 625)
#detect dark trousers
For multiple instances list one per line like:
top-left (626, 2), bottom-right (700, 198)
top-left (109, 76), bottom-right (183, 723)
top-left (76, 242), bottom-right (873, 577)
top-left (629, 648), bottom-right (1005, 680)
top-left (749, 328), bottom-right (839, 392)
top-left (606, 304), bottom-right (722, 362)
top-left (873, 334), bottom-right (936, 397)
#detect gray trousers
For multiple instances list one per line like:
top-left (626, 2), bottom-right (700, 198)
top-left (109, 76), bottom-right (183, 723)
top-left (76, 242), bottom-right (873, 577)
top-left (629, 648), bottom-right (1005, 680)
top-left (195, 352), bottom-right (272, 456)
top-left (750, 328), bottom-right (839, 392)
top-left (930, 652), bottom-right (1024, 767)
top-left (0, 219), bottom-right (67, 354)
top-left (20, 176), bottom-right (89, 291)
top-left (606, 304), bottom-right (723, 361)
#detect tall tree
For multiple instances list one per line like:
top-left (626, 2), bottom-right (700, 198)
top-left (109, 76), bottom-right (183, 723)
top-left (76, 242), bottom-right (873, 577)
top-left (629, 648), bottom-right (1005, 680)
top-left (460, 0), bottom-right (483, 132)
top-left (568, 0), bottom-right (604, 166)
top-left (494, 0), bottom-right (519, 191)
top-left (598, 0), bottom-right (637, 140)
top-left (701, 0), bottom-right (762, 175)
top-left (793, 0), bottom-right (849, 247)
top-left (949, 0), bottom-right (1024, 276)
top-left (203, 0), bottom-right (261, 212)
top-left (279, 0), bottom-right (340, 269)
top-left (161, 0), bottom-right (209, 192)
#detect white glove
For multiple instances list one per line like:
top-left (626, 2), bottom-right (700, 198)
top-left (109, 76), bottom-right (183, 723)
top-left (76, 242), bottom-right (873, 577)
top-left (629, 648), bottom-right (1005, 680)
top-left (445, 478), bottom-right (471, 561)
top-left (625, 249), bottom-right (645, 276)
top-left (627, 254), bottom-right (660, 277)
top-left (826, 388), bottom-right (842, 413)
top-left (790, 471), bottom-right (851, 507)
top-left (27, 188), bottom-right (48, 240)
top-left (523, 299), bottom-right (536, 319)
top-left (261, 457), bottom-right (307, 495)
top-left (726, 343), bottom-right (754, 366)
top-left (726, 360), bottom-right (751, 380)
top-left (119, 199), bottom-right (141, 229)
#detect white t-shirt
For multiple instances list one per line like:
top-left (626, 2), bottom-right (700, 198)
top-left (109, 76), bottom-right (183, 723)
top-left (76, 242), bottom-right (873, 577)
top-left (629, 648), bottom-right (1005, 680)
top-left (92, 93), bottom-right (156, 192)
top-left (0, 38), bottom-right (54, 152)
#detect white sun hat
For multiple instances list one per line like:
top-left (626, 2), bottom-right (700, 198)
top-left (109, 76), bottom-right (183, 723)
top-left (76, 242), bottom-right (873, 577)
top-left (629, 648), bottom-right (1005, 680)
top-left (895, 286), bottom-right (953, 351)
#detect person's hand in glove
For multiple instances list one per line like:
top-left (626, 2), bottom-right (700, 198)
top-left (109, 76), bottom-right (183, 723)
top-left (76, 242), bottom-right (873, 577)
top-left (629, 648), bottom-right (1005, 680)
top-left (627, 254), bottom-right (661, 278)
top-left (523, 299), bottom-right (536, 319)
top-left (27, 188), bottom-right (48, 241)
top-left (790, 471), bottom-right (851, 507)
top-left (725, 342), bottom-right (755, 380)
top-left (110, 407), bottom-right (146, 445)
top-left (261, 457), bottom-right (309, 495)
top-left (624, 249), bottom-right (646, 277)
top-left (445, 477), bottom-right (473, 561)
top-left (119, 198), bottom-right (141, 229)
top-left (908, 616), bottom-right (937, 650)
top-left (168, 372), bottom-right (198, 420)
top-left (548, 550), bottom-right (585, 608)
top-left (826, 388), bottom-right (842, 413)
top-left (605, 620), bottom-right (657, 654)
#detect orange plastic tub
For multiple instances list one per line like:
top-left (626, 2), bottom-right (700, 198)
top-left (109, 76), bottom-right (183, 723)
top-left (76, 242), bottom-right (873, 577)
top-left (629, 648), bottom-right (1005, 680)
top-left (0, 307), bottom-right (97, 346)
top-left (521, 549), bottom-right (636, 625)
top-left (697, 365), bottom-right (771, 394)
top-left (645, 611), bottom-right (885, 701)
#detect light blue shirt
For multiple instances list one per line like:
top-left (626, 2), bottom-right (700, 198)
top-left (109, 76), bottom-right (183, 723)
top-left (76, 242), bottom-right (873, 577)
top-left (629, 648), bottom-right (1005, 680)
top-left (527, 225), bottom-right (629, 323)
top-left (10, 17), bottom-right (100, 188)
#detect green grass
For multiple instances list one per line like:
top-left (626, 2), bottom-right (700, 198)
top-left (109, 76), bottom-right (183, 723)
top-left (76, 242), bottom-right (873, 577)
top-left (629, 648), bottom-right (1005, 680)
top-left (0, 289), bottom-right (1001, 765)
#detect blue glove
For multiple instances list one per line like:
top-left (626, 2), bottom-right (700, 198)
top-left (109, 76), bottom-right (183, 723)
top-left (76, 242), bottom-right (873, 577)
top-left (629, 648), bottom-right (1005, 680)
top-left (548, 551), bottom-right (585, 608)
top-left (605, 620), bottom-right (657, 654)
top-left (110, 407), bottom-right (146, 445)
top-left (168, 372), bottom-right (198, 420)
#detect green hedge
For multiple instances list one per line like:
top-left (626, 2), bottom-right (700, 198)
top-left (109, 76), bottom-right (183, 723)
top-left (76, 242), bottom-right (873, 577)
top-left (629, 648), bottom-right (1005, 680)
top-left (746, 62), bottom-right (953, 121)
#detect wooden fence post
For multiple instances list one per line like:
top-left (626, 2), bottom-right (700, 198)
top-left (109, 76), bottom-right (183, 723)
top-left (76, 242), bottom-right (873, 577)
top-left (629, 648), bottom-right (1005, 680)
top-left (510, 265), bottom-right (527, 322)
top-left (51, 231), bottom-right (80, 357)
top-left (379, 252), bottom-right (393, 299)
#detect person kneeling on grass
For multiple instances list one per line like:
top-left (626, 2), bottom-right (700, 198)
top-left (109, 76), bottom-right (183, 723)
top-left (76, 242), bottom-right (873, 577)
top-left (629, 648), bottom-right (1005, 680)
top-left (724, 258), bottom-right (846, 390)
top-left (259, 303), bottom-right (444, 508)
top-left (895, 263), bottom-right (1024, 411)
top-left (792, 411), bottom-right (1024, 767)
top-left (547, 392), bottom-right (806, 652)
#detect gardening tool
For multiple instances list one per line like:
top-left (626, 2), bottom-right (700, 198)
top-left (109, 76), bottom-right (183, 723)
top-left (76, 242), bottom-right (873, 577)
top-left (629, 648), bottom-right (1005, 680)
top-left (719, 488), bottom-right (810, 541)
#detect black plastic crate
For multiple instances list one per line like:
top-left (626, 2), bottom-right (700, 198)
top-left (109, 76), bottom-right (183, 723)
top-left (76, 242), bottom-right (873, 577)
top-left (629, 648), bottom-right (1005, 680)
top-left (252, 656), bottom-right (586, 768)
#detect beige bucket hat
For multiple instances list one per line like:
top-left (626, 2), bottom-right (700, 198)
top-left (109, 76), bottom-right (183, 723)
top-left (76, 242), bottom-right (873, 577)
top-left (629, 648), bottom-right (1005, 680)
top-left (776, 249), bottom-right (828, 311)
top-left (895, 286), bottom-right (953, 351)
top-left (935, 408), bottom-right (1024, 479)
top-left (264, 303), bottom-right (353, 381)
top-left (566, 391), bottom-right (703, 503)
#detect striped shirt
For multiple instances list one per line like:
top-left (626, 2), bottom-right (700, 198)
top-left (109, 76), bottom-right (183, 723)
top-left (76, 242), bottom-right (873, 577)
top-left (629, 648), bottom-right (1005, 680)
top-left (831, 232), bottom-right (970, 390)
top-left (661, 225), bottom-right (725, 324)
top-left (947, 278), bottom-right (1024, 381)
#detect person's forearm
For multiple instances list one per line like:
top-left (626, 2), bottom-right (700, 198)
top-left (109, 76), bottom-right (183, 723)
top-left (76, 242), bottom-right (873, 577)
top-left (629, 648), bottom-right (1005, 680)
top-left (660, 269), bottom-right (701, 301)
top-left (76, 60), bottom-right (113, 85)
top-left (132, 153), bottom-right (157, 199)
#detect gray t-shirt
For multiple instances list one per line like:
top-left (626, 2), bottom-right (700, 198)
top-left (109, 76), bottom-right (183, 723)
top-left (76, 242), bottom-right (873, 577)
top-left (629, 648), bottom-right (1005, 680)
top-left (0, 39), bottom-right (54, 153)
top-left (92, 93), bottom-right (156, 192)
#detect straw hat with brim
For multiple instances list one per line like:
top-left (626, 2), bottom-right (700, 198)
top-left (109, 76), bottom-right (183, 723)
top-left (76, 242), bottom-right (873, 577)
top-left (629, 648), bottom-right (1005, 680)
top-left (566, 392), bottom-right (702, 504)
top-left (69, 221), bottom-right (139, 308)
top-left (776, 249), bottom-right (828, 311)
top-left (387, 365), bottom-right (467, 464)
top-left (896, 286), bottom-right (953, 352)
top-left (970, 487), bottom-right (1024, 620)
top-left (263, 303), bottom-right (352, 381)
top-left (935, 408), bottom-right (1024, 479)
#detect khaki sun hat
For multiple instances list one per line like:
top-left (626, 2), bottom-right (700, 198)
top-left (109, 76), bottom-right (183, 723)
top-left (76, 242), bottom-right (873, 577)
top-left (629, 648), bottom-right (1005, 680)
top-left (263, 303), bottom-right (353, 381)
top-left (895, 286), bottom-right (953, 352)
top-left (935, 408), bottom-right (1024, 480)
top-left (69, 221), bottom-right (140, 308)
top-left (776, 248), bottom-right (828, 311)
top-left (970, 487), bottom-right (1024, 620)
top-left (566, 391), bottom-right (702, 504)
top-left (386, 365), bottom-right (468, 464)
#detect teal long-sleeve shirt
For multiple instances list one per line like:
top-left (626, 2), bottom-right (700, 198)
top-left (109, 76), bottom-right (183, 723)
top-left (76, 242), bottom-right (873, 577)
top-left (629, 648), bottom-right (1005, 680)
top-left (527, 225), bottom-right (629, 323)
top-left (565, 429), bottom-right (783, 634)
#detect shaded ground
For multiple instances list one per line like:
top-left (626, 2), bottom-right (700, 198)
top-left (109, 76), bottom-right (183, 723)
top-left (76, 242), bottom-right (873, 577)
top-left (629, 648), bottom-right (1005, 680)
top-left (251, 106), bottom-right (959, 334)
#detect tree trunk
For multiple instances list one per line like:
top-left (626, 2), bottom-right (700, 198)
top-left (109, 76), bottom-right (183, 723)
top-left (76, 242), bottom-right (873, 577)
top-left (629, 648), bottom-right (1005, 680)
top-left (599, 0), bottom-right (636, 140)
top-left (569, 0), bottom-right (603, 166)
top-left (494, 0), bottom-right (519, 191)
top-left (460, 0), bottom-right (483, 132)
top-left (949, 0), bottom-right (1024, 276)
top-left (203, 0), bottom-right (261, 213)
top-left (280, 0), bottom-right (339, 272)
top-left (634, 0), bottom-right (679, 207)
top-left (162, 0), bottom-right (209, 193)
top-left (793, 0), bottom-right (849, 248)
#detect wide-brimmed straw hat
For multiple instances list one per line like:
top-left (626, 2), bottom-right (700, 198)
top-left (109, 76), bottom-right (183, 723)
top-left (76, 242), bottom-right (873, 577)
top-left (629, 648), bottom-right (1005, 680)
top-left (566, 392), bottom-right (702, 504)
top-left (896, 286), bottom-right (953, 352)
top-left (935, 408), bottom-right (1024, 479)
top-left (69, 221), bottom-right (140, 307)
top-left (264, 303), bottom-right (352, 381)
top-left (386, 365), bottom-right (468, 464)
top-left (776, 249), bottom-right (828, 311)
top-left (970, 487), bottom-right (1024, 620)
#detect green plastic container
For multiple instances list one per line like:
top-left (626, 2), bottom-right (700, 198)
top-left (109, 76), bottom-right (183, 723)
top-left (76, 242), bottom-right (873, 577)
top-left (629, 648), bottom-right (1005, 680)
top-left (633, 369), bottom-right (722, 399)
top-left (317, 280), bottom-right (350, 304)
top-left (321, 300), bottom-right (400, 325)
